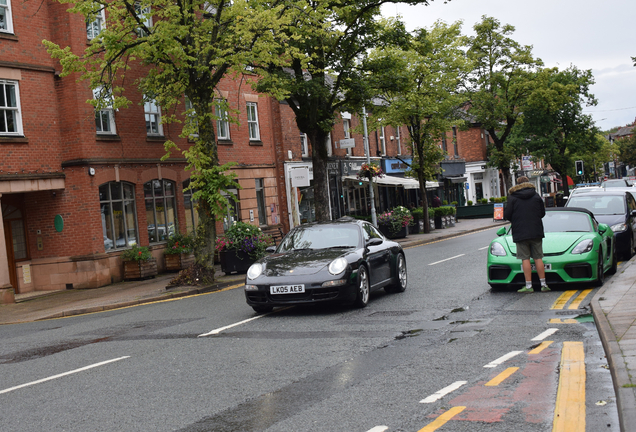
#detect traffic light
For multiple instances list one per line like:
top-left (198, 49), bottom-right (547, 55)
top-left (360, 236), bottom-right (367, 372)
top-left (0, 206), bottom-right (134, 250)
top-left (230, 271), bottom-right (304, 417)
top-left (575, 160), bottom-right (584, 176)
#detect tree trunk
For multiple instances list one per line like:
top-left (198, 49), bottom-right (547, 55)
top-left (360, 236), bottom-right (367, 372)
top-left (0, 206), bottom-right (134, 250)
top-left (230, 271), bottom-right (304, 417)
top-left (308, 130), bottom-right (331, 221)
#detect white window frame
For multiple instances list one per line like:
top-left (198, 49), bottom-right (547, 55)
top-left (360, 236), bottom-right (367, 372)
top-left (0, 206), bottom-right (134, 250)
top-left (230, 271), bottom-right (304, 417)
top-left (379, 126), bottom-right (386, 156)
top-left (134, 2), bottom-right (152, 36)
top-left (144, 96), bottom-right (163, 136)
top-left (396, 126), bottom-right (402, 155)
top-left (300, 133), bottom-right (309, 157)
top-left (0, 0), bottom-right (14, 34)
top-left (246, 102), bottom-right (260, 140)
top-left (93, 86), bottom-right (116, 135)
top-left (343, 119), bottom-right (352, 156)
top-left (86, 9), bottom-right (105, 40)
top-left (326, 132), bottom-right (332, 157)
top-left (0, 80), bottom-right (23, 136)
top-left (215, 100), bottom-right (230, 140)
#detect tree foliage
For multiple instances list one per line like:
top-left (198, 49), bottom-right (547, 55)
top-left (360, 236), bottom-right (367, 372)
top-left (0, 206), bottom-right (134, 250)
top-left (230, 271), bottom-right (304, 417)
top-left (465, 15), bottom-right (543, 192)
top-left (43, 0), bottom-right (288, 282)
top-left (367, 20), bottom-right (470, 232)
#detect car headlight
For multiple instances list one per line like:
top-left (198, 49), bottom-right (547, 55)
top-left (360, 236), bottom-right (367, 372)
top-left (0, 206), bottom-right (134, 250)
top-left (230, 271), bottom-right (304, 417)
top-left (490, 242), bottom-right (507, 256)
top-left (572, 239), bottom-right (594, 254)
top-left (246, 263), bottom-right (263, 280)
top-left (328, 257), bottom-right (348, 275)
top-left (611, 223), bottom-right (627, 233)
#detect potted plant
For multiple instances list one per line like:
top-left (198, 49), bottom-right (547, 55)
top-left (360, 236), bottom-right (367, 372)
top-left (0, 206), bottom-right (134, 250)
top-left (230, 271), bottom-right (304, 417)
top-left (121, 244), bottom-right (157, 280)
top-left (410, 207), bottom-right (424, 234)
top-left (164, 233), bottom-right (195, 272)
top-left (216, 221), bottom-right (274, 275)
top-left (378, 206), bottom-right (413, 239)
top-left (428, 208), bottom-right (436, 231)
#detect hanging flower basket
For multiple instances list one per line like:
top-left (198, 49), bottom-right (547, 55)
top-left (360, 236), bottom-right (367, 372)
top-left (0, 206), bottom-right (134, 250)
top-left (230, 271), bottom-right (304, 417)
top-left (357, 162), bottom-right (384, 181)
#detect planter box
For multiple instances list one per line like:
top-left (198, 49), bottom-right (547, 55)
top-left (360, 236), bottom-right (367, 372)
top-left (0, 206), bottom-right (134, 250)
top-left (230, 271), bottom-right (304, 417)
top-left (123, 258), bottom-right (157, 280)
top-left (220, 249), bottom-right (256, 275)
top-left (456, 203), bottom-right (496, 219)
top-left (379, 224), bottom-right (408, 239)
top-left (409, 220), bottom-right (421, 234)
top-left (165, 253), bottom-right (195, 272)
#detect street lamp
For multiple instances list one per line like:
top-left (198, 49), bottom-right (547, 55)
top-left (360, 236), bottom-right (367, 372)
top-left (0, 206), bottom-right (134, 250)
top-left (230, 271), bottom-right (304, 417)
top-left (362, 106), bottom-right (377, 227)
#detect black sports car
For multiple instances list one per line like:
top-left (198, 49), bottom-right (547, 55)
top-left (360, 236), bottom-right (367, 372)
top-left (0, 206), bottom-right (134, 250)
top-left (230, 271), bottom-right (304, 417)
top-left (244, 218), bottom-right (407, 313)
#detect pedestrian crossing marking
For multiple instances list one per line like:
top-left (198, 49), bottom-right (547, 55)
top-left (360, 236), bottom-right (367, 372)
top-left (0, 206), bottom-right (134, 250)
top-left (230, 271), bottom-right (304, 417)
top-left (485, 367), bottom-right (519, 386)
top-left (417, 406), bottom-right (466, 432)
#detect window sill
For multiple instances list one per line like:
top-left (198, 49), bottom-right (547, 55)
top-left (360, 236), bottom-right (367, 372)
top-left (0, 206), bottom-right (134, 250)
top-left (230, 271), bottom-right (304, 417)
top-left (96, 134), bottom-right (121, 141)
top-left (249, 140), bottom-right (263, 146)
top-left (218, 139), bottom-right (234, 145)
top-left (0, 135), bottom-right (28, 144)
top-left (146, 136), bottom-right (166, 142)
top-left (0, 32), bottom-right (18, 41)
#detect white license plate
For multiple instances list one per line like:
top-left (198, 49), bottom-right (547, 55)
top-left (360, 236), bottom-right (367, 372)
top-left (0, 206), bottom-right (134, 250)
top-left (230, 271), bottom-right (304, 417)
top-left (531, 263), bottom-right (551, 271)
top-left (270, 284), bottom-right (305, 294)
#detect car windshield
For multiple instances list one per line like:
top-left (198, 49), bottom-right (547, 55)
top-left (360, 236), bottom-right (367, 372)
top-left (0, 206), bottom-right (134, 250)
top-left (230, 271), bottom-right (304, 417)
top-left (277, 225), bottom-right (360, 252)
top-left (541, 211), bottom-right (593, 233)
top-left (601, 179), bottom-right (629, 187)
top-left (567, 195), bottom-right (625, 215)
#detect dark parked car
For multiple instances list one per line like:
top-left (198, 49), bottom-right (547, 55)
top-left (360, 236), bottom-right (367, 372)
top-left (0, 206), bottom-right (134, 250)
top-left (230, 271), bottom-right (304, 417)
top-left (244, 218), bottom-right (407, 313)
top-left (565, 190), bottom-right (636, 259)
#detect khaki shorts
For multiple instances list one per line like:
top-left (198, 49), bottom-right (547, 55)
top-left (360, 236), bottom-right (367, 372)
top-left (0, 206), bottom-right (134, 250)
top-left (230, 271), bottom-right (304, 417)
top-left (516, 238), bottom-right (544, 261)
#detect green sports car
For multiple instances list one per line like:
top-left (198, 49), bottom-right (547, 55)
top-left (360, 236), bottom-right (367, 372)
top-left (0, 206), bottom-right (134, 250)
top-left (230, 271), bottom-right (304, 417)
top-left (487, 208), bottom-right (617, 290)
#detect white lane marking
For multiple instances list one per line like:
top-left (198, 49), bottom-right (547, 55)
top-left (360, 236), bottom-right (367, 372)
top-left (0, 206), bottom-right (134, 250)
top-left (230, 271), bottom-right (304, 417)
top-left (198, 315), bottom-right (266, 337)
top-left (366, 427), bottom-right (388, 432)
top-left (0, 356), bottom-right (130, 395)
top-left (428, 254), bottom-right (465, 266)
top-left (420, 380), bottom-right (468, 403)
top-left (532, 328), bottom-right (559, 341)
top-left (484, 351), bottom-right (523, 368)
top-left (478, 246), bottom-right (489, 250)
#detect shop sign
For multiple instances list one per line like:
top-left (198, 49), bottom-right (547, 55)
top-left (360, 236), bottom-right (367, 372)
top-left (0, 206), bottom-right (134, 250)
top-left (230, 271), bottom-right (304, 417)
top-left (339, 138), bottom-right (355, 149)
top-left (327, 161), bottom-right (339, 175)
top-left (383, 158), bottom-right (412, 174)
top-left (522, 155), bottom-right (533, 170)
top-left (290, 166), bottom-right (310, 187)
top-left (340, 160), bottom-right (364, 175)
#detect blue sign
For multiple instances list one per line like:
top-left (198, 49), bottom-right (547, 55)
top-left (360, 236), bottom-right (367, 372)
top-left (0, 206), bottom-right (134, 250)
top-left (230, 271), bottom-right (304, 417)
top-left (465, 183), bottom-right (470, 190)
top-left (383, 158), bottom-right (412, 174)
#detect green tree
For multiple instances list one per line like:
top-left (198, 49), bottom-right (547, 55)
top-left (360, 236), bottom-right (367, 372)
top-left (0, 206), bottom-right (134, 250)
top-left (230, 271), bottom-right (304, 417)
top-left (515, 66), bottom-right (600, 194)
top-left (367, 20), bottom-right (470, 233)
top-left (466, 16), bottom-right (543, 192)
top-left (252, 0), bottom-right (434, 221)
top-left (572, 134), bottom-right (615, 183)
top-left (43, 0), bottom-right (287, 283)
top-left (618, 134), bottom-right (636, 167)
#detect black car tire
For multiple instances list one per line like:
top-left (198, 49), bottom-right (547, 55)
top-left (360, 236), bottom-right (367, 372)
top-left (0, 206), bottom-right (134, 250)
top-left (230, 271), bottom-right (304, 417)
top-left (608, 241), bottom-right (618, 275)
top-left (252, 305), bottom-right (273, 314)
top-left (353, 265), bottom-right (370, 308)
top-left (385, 253), bottom-right (407, 293)
top-left (595, 252), bottom-right (605, 287)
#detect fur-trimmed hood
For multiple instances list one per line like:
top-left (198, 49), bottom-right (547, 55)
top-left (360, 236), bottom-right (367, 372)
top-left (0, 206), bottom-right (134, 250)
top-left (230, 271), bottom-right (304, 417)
top-left (508, 182), bottom-right (536, 195)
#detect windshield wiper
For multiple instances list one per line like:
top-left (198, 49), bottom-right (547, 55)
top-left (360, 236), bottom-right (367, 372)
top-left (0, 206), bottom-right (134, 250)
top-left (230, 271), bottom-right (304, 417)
top-left (326, 245), bottom-right (355, 249)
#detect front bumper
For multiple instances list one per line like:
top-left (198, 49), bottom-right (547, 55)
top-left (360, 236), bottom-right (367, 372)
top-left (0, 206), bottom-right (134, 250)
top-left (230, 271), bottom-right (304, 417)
top-left (244, 270), bottom-right (359, 307)
top-left (487, 250), bottom-right (599, 286)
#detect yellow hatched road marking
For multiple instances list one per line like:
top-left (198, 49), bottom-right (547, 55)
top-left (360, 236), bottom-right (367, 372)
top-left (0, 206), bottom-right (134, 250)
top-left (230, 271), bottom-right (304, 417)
top-left (529, 341), bottom-right (553, 354)
top-left (551, 290), bottom-right (577, 310)
top-left (418, 406), bottom-right (466, 432)
top-left (485, 367), bottom-right (519, 386)
top-left (568, 289), bottom-right (593, 310)
top-left (553, 341), bottom-right (586, 432)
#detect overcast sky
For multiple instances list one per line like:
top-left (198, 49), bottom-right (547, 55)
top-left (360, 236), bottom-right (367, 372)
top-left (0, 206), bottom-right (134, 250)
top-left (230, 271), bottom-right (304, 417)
top-left (381, 0), bottom-right (636, 131)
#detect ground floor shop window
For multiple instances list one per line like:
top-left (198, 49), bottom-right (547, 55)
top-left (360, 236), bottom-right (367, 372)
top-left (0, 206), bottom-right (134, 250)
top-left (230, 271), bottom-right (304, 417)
top-left (298, 185), bottom-right (315, 224)
top-left (255, 178), bottom-right (267, 226)
top-left (100, 182), bottom-right (138, 250)
top-left (145, 179), bottom-right (177, 243)
top-left (222, 189), bottom-right (240, 231)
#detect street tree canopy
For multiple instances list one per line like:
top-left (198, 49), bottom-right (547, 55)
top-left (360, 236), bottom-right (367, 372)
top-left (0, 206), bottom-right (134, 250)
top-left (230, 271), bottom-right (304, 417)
top-left (43, 0), bottom-right (289, 283)
top-left (367, 19), bottom-right (470, 232)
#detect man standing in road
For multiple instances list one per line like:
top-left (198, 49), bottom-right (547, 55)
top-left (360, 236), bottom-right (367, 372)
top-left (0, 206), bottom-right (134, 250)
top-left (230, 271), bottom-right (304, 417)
top-left (504, 176), bottom-right (551, 293)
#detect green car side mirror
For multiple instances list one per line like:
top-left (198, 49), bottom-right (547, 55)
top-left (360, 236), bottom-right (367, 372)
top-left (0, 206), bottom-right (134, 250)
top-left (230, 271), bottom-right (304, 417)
top-left (496, 227), bottom-right (507, 236)
top-left (598, 223), bottom-right (609, 234)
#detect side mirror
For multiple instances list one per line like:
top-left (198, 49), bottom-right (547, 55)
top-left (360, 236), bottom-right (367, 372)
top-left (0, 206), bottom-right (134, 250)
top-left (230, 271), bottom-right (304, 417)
top-left (496, 227), bottom-right (507, 236)
top-left (598, 223), bottom-right (609, 234)
top-left (631, 210), bottom-right (636, 217)
top-left (265, 245), bottom-right (277, 253)
top-left (366, 238), bottom-right (383, 247)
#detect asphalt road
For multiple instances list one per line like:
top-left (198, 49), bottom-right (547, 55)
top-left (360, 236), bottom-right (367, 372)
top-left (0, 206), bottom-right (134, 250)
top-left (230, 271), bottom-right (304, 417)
top-left (0, 227), bottom-right (621, 431)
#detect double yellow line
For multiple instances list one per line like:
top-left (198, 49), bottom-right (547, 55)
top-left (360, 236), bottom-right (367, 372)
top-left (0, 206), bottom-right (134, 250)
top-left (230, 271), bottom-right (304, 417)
top-left (551, 289), bottom-right (593, 310)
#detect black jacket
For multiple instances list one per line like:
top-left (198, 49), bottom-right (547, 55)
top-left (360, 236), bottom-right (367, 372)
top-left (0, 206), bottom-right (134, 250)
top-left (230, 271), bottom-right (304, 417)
top-left (504, 182), bottom-right (545, 242)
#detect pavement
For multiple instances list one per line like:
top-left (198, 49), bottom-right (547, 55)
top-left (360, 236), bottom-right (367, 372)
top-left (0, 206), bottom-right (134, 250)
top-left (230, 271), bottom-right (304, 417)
top-left (1, 216), bottom-right (635, 431)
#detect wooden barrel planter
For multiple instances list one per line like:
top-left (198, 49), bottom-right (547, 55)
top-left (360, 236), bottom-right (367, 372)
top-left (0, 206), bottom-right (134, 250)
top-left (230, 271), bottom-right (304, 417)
top-left (123, 258), bottom-right (157, 280)
top-left (165, 253), bottom-right (195, 272)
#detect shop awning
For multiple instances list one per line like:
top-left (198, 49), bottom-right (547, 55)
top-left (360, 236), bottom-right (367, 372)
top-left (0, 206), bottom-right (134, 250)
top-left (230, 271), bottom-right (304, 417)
top-left (342, 175), bottom-right (439, 190)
